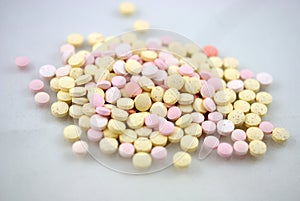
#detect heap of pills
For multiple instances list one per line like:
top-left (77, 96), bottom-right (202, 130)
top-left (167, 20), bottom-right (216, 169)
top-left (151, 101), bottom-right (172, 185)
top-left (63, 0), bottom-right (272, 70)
top-left (21, 3), bottom-right (289, 171)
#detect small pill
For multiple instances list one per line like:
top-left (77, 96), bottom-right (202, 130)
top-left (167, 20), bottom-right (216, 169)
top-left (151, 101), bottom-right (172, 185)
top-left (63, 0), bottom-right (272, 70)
top-left (134, 137), bottom-right (152, 153)
top-left (29, 79), bottom-right (44, 93)
top-left (227, 80), bottom-right (244, 92)
top-left (184, 123), bottom-right (202, 137)
top-left (151, 146), bottom-right (167, 160)
top-left (178, 65), bottom-right (194, 76)
top-left (256, 92), bottom-right (272, 105)
top-left (87, 129), bottom-right (103, 142)
top-left (51, 101), bottom-right (69, 117)
top-left (217, 143), bottom-right (233, 158)
top-left (190, 112), bottom-right (205, 124)
top-left (272, 128), bottom-right (289, 143)
top-left (134, 93), bottom-right (152, 112)
top-left (60, 44), bottom-right (75, 54)
top-left (217, 120), bottom-right (235, 136)
top-left (67, 33), bottom-right (84, 47)
top-left (202, 45), bottom-right (218, 57)
top-left (202, 120), bottom-right (217, 134)
top-left (173, 151), bottom-right (192, 168)
top-left (105, 87), bottom-right (121, 104)
top-left (87, 32), bottom-right (104, 46)
top-left (64, 125), bottom-right (82, 142)
top-left (134, 20), bottom-right (150, 32)
top-left (180, 135), bottom-right (199, 152)
top-left (72, 140), bottom-right (88, 156)
top-left (240, 69), bottom-right (254, 80)
top-left (56, 65), bottom-right (71, 77)
top-left (249, 140), bottom-right (267, 158)
top-left (58, 76), bottom-right (75, 91)
top-left (231, 129), bottom-right (246, 141)
top-left (259, 121), bottom-right (274, 135)
top-left (90, 94), bottom-right (105, 108)
top-left (233, 141), bottom-right (248, 156)
top-left (159, 121), bottom-right (175, 136)
top-left (15, 56), bottom-right (30, 68)
top-left (246, 127), bottom-right (264, 141)
top-left (203, 97), bottom-right (216, 112)
top-left (111, 76), bottom-right (126, 88)
top-left (132, 152), bottom-right (152, 169)
top-left (99, 137), bottom-right (118, 154)
top-left (203, 135), bottom-right (219, 149)
top-left (200, 84), bottom-right (215, 98)
top-left (119, 1), bottom-right (136, 15)
top-left (119, 143), bottom-right (135, 158)
top-left (96, 80), bottom-right (111, 90)
top-left (167, 106), bottom-right (182, 121)
top-left (256, 72), bottom-right (273, 86)
top-left (145, 114), bottom-right (160, 129)
top-left (34, 92), bottom-right (50, 106)
top-left (207, 111), bottom-right (223, 123)
top-left (39, 65), bottom-right (56, 79)
top-left (90, 114), bottom-right (108, 130)
top-left (95, 107), bottom-right (111, 116)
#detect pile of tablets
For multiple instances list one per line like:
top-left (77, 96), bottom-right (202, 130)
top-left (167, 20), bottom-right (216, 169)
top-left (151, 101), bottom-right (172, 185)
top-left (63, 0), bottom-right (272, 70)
top-left (19, 2), bottom-right (289, 171)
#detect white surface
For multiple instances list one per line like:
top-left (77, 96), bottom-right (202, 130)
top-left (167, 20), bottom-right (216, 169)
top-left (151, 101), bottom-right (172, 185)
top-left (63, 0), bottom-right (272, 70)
top-left (1, 0), bottom-right (300, 200)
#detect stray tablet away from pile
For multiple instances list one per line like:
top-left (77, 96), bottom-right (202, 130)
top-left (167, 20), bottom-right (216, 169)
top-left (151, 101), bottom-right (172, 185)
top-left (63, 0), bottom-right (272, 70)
top-left (19, 2), bottom-right (289, 173)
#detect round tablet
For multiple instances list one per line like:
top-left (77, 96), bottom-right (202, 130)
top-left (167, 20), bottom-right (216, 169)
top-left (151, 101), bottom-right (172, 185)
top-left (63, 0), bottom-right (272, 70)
top-left (173, 151), bottom-right (192, 168)
top-left (190, 112), bottom-right (205, 124)
top-left (178, 65), bottom-right (194, 76)
top-left (272, 128), bottom-right (289, 143)
top-left (259, 121), bottom-right (274, 135)
top-left (132, 152), bottom-right (152, 169)
top-left (217, 120), bottom-right (235, 136)
top-left (134, 137), bottom-right (152, 153)
top-left (67, 33), bottom-right (84, 47)
top-left (201, 120), bottom-right (216, 134)
top-left (240, 69), bottom-right (254, 80)
top-left (203, 97), bottom-right (216, 112)
top-left (134, 20), bottom-right (150, 32)
top-left (90, 114), bottom-right (108, 130)
top-left (64, 125), bottom-right (82, 142)
top-left (51, 101), bottom-right (69, 117)
top-left (60, 44), bottom-right (75, 54)
top-left (15, 56), bottom-right (29, 68)
top-left (159, 121), bottom-right (175, 136)
top-left (231, 129), bottom-right (246, 141)
top-left (72, 140), bottom-right (89, 156)
top-left (111, 76), bottom-right (126, 88)
top-left (203, 136), bottom-right (219, 149)
top-left (119, 1), bottom-right (136, 15)
top-left (87, 129), bottom-right (103, 142)
top-left (151, 146), bottom-right (167, 160)
top-left (246, 127), bottom-right (264, 141)
top-left (99, 138), bottom-right (118, 154)
top-left (180, 135), bottom-right (199, 152)
top-left (95, 106), bottom-right (111, 116)
top-left (217, 143), bottom-right (233, 158)
top-left (34, 92), bottom-right (50, 106)
top-left (227, 80), bottom-right (244, 92)
top-left (39, 65), bottom-right (56, 79)
top-left (233, 141), bottom-right (248, 156)
top-left (119, 143), bottom-right (135, 158)
top-left (208, 111), bottom-right (223, 123)
top-left (245, 113), bottom-right (261, 127)
top-left (167, 106), bottom-right (182, 121)
top-left (256, 72), bottom-right (273, 86)
top-left (202, 45), bottom-right (218, 57)
top-left (249, 140), bottom-right (267, 157)
top-left (29, 79), bottom-right (44, 93)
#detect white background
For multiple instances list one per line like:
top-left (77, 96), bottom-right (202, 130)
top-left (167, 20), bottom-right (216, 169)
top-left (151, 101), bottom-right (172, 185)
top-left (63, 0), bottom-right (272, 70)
top-left (0, 0), bottom-right (299, 200)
